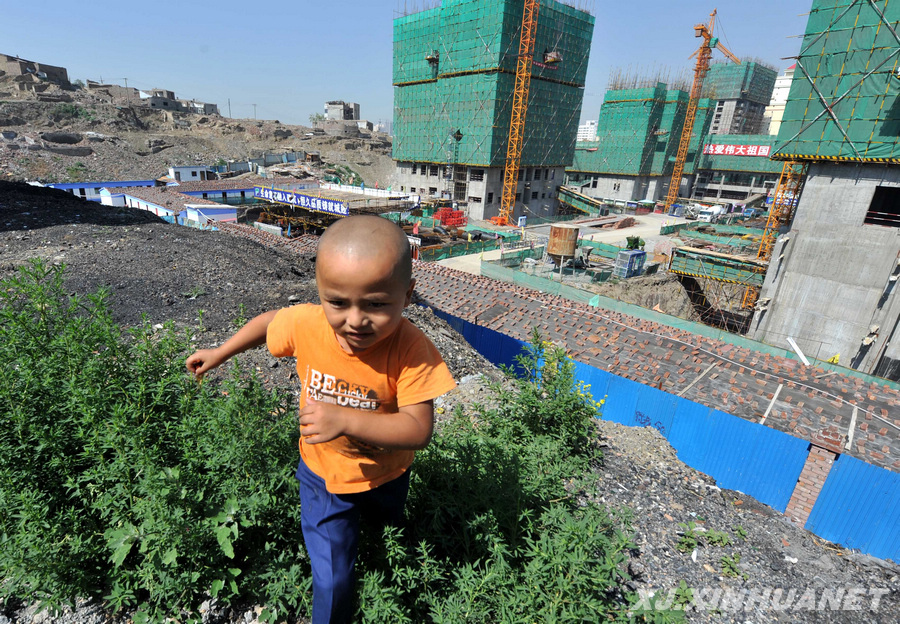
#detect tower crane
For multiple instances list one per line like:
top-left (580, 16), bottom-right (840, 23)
top-left (663, 9), bottom-right (740, 214)
top-left (491, 0), bottom-right (540, 227)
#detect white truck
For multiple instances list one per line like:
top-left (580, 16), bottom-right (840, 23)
top-left (697, 205), bottom-right (727, 223)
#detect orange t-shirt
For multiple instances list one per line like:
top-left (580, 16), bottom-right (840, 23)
top-left (267, 304), bottom-right (457, 494)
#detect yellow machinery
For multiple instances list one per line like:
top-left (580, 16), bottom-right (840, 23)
top-left (663, 9), bottom-right (740, 214)
top-left (491, 0), bottom-right (540, 227)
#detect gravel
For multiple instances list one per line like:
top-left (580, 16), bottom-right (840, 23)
top-left (1, 182), bottom-right (898, 623)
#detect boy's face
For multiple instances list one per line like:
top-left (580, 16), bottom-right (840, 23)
top-left (316, 249), bottom-right (414, 354)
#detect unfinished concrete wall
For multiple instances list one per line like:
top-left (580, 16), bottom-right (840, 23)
top-left (568, 174), bottom-right (678, 203)
top-left (393, 163), bottom-right (561, 221)
top-left (749, 162), bottom-right (900, 378)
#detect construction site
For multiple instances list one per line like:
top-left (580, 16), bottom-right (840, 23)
top-left (394, 0), bottom-right (900, 564)
top-left (751, 0), bottom-right (900, 380)
top-left (8, 0), bottom-right (898, 568)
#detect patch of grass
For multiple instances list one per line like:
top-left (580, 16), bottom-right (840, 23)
top-left (181, 286), bottom-right (206, 300)
top-left (51, 103), bottom-right (95, 121)
top-left (65, 161), bottom-right (88, 182)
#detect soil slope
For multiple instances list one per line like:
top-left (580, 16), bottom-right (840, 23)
top-left (0, 88), bottom-right (395, 188)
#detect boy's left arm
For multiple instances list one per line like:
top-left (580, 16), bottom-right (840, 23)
top-left (299, 398), bottom-right (434, 450)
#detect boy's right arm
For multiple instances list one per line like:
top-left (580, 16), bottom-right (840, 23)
top-left (185, 310), bottom-right (278, 379)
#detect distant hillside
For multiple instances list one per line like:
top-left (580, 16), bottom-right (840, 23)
top-left (0, 77), bottom-right (395, 186)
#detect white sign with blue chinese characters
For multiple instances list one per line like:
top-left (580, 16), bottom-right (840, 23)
top-left (254, 186), bottom-right (349, 216)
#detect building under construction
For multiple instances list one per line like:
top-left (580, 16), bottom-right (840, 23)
top-left (391, 0), bottom-right (595, 221)
top-left (567, 60), bottom-right (782, 205)
top-left (705, 60), bottom-right (777, 135)
top-left (566, 77), bottom-right (714, 202)
top-left (750, 0), bottom-right (900, 381)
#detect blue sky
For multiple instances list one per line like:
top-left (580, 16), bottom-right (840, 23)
top-left (5, 1), bottom-right (811, 126)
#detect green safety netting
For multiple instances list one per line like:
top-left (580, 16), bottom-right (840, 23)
top-left (568, 84), bottom-right (713, 175)
top-left (704, 61), bottom-right (777, 104)
top-left (774, 0), bottom-right (900, 162)
top-left (393, 0), bottom-right (595, 168)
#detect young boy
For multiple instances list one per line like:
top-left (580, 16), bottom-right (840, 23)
top-left (185, 215), bottom-right (456, 623)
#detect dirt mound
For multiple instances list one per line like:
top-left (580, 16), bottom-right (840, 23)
top-left (1, 185), bottom-right (898, 623)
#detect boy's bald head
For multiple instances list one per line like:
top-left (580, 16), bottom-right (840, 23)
top-left (317, 215), bottom-right (412, 285)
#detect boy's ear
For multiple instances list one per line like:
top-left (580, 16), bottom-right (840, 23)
top-left (404, 278), bottom-right (416, 306)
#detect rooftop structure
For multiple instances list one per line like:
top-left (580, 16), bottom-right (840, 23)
top-left (324, 101), bottom-right (360, 121)
top-left (392, 0), bottom-right (594, 221)
top-left (2, 53), bottom-right (70, 92)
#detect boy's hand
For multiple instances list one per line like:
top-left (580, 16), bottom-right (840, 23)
top-left (185, 348), bottom-right (224, 380)
top-left (299, 398), bottom-right (348, 444)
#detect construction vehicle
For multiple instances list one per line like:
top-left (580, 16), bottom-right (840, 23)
top-left (491, 0), bottom-right (539, 227)
top-left (697, 205), bottom-right (727, 223)
top-left (663, 9), bottom-right (740, 214)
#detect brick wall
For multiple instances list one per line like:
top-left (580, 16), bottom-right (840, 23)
top-left (785, 445), bottom-right (837, 527)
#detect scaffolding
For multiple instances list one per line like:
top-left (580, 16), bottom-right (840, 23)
top-left (773, 0), bottom-right (900, 162)
top-left (392, 0), bottom-right (595, 167)
top-left (568, 81), bottom-right (714, 176)
top-left (668, 247), bottom-right (766, 333)
top-left (703, 61), bottom-right (777, 103)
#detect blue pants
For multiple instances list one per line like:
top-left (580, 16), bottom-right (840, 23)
top-left (296, 459), bottom-right (410, 624)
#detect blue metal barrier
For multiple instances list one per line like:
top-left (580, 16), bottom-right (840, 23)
top-left (426, 307), bottom-right (899, 562)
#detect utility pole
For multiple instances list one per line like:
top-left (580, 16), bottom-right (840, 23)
top-left (228, 98), bottom-right (231, 118)
top-left (122, 78), bottom-right (128, 89)
top-left (252, 104), bottom-right (257, 119)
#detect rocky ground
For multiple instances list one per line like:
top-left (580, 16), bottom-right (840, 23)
top-left (1, 184), bottom-right (899, 624)
top-left (0, 87), bottom-right (395, 188)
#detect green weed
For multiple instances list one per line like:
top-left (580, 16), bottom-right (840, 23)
top-left (676, 521), bottom-right (701, 553)
top-left (0, 261), bottom-right (303, 622)
top-left (720, 553), bottom-right (747, 579)
top-left (0, 264), bottom-right (639, 622)
top-left (705, 529), bottom-right (732, 547)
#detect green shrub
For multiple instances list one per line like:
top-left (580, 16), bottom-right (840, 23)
top-left (0, 261), bottom-right (304, 622)
top-left (353, 331), bottom-right (638, 622)
top-left (51, 103), bottom-right (94, 121)
top-left (0, 263), bottom-right (641, 622)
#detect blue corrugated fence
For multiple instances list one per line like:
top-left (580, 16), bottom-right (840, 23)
top-left (806, 454), bottom-right (900, 562)
top-left (428, 306), bottom-right (899, 562)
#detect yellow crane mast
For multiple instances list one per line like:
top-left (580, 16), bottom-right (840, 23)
top-left (492, 0), bottom-right (540, 227)
top-left (663, 9), bottom-right (740, 214)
